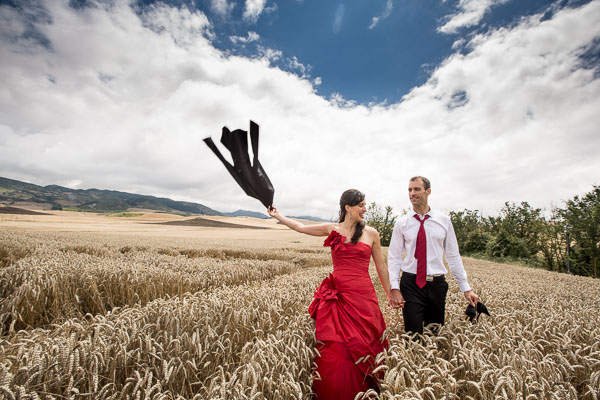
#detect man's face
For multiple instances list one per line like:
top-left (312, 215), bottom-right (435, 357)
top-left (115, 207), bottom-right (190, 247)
top-left (408, 179), bottom-right (431, 208)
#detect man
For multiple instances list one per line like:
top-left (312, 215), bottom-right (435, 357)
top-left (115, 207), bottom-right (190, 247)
top-left (388, 176), bottom-right (478, 334)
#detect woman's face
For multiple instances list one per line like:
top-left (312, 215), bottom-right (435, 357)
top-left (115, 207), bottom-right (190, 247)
top-left (346, 199), bottom-right (367, 222)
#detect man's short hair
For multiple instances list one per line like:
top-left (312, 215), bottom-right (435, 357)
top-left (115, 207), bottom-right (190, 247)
top-left (410, 176), bottom-right (431, 191)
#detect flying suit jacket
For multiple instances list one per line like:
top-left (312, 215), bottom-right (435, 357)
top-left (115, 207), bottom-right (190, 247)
top-left (204, 121), bottom-right (275, 208)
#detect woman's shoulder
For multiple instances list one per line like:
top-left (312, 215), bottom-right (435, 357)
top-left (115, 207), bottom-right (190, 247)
top-left (364, 225), bottom-right (380, 238)
top-left (327, 223), bottom-right (342, 233)
top-left (364, 225), bottom-right (377, 233)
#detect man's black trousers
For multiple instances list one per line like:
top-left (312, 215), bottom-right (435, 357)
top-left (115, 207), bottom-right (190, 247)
top-left (400, 272), bottom-right (449, 334)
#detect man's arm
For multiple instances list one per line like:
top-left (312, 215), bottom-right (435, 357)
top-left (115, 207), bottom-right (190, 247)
top-left (387, 222), bottom-right (404, 290)
top-left (387, 221), bottom-right (405, 308)
top-left (444, 217), bottom-right (478, 306)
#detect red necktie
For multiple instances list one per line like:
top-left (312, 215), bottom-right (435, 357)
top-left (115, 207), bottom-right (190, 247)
top-left (414, 214), bottom-right (430, 288)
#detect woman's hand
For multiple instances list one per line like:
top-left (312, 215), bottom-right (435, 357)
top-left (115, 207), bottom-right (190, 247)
top-left (267, 205), bottom-right (280, 219)
top-left (388, 289), bottom-right (405, 309)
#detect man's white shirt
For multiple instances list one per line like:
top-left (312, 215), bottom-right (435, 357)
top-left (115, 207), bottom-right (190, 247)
top-left (387, 208), bottom-right (471, 293)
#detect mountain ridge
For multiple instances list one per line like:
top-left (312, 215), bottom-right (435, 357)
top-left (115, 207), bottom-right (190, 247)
top-left (0, 176), bottom-right (220, 215)
top-left (0, 176), bottom-right (327, 221)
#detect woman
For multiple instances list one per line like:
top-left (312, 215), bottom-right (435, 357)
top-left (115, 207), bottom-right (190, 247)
top-left (267, 189), bottom-right (391, 399)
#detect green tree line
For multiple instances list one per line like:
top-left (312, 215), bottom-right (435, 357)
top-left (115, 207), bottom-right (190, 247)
top-left (365, 185), bottom-right (600, 278)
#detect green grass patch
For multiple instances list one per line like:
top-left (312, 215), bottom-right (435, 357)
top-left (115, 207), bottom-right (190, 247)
top-left (110, 212), bottom-right (144, 218)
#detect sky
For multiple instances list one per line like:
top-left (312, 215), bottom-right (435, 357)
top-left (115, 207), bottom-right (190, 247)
top-left (0, 0), bottom-right (599, 220)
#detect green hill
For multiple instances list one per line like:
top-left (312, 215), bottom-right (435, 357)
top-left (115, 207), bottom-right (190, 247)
top-left (0, 176), bottom-right (221, 215)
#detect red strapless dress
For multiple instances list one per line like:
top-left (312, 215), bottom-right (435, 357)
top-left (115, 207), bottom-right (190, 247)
top-left (308, 231), bottom-right (388, 399)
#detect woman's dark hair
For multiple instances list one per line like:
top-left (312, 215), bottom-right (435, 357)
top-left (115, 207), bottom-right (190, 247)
top-left (338, 189), bottom-right (365, 243)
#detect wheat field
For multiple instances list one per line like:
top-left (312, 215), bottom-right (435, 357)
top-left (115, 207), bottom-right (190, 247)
top-left (1, 212), bottom-right (599, 399)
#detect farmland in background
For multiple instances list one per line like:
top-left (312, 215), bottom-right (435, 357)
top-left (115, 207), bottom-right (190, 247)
top-left (1, 211), bottom-right (599, 399)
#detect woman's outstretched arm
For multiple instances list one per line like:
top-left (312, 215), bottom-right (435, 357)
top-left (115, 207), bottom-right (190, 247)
top-left (368, 227), bottom-right (392, 302)
top-left (268, 206), bottom-right (332, 236)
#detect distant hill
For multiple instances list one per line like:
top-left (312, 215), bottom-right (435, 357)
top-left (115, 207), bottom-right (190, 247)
top-left (0, 206), bottom-right (50, 215)
top-left (221, 210), bottom-right (330, 222)
top-left (224, 209), bottom-right (269, 219)
top-left (289, 215), bottom-right (331, 222)
top-left (0, 176), bottom-right (220, 215)
top-left (0, 176), bottom-right (331, 220)
top-left (161, 217), bottom-right (270, 229)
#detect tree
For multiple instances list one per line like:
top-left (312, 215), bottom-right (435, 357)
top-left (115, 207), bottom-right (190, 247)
top-left (490, 202), bottom-right (545, 260)
top-left (365, 202), bottom-right (397, 246)
top-left (449, 209), bottom-right (480, 247)
top-left (449, 209), bottom-right (491, 254)
top-left (486, 229), bottom-right (530, 259)
top-left (559, 185), bottom-right (600, 277)
top-left (538, 208), bottom-right (567, 272)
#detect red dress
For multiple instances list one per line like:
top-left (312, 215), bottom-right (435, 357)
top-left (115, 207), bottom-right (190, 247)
top-left (309, 231), bottom-right (388, 399)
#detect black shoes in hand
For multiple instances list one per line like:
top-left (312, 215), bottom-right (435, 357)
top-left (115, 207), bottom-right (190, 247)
top-left (465, 301), bottom-right (490, 322)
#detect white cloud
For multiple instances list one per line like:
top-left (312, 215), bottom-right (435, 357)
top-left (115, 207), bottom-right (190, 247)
top-left (333, 4), bottom-right (345, 34)
top-left (256, 45), bottom-right (282, 62)
top-left (230, 31), bottom-right (259, 44)
top-left (439, 0), bottom-right (508, 34)
top-left (243, 0), bottom-right (269, 22)
top-left (369, 0), bottom-right (393, 30)
top-left (286, 56), bottom-right (311, 78)
top-left (141, 3), bottom-right (215, 44)
top-left (0, 0), bottom-right (599, 219)
top-left (211, 0), bottom-right (235, 16)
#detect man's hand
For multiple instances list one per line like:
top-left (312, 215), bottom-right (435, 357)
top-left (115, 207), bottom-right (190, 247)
top-left (388, 289), bottom-right (405, 309)
top-left (464, 290), bottom-right (479, 307)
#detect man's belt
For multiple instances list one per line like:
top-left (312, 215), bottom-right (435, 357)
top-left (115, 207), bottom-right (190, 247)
top-left (403, 272), bottom-right (446, 282)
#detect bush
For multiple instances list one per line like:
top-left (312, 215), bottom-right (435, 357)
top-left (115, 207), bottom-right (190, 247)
top-left (365, 202), bottom-right (397, 246)
top-left (486, 230), bottom-right (530, 259)
top-left (463, 230), bottom-right (492, 254)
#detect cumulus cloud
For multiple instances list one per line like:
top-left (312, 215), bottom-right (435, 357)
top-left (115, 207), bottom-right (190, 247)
top-left (439, 0), bottom-right (508, 34)
top-left (286, 56), bottom-right (311, 78)
top-left (369, 0), bottom-right (393, 30)
top-left (256, 45), bottom-right (282, 62)
top-left (211, 0), bottom-right (235, 16)
top-left (230, 31), bottom-right (259, 44)
top-left (243, 0), bottom-right (269, 22)
top-left (0, 0), bottom-right (599, 219)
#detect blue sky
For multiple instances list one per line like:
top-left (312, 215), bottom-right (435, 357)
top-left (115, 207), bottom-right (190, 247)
top-left (0, 0), bottom-right (599, 219)
top-left (220, 0), bottom-right (459, 103)
top-left (196, 0), bottom-right (584, 103)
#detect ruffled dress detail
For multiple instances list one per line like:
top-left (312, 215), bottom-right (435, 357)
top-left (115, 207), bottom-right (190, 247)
top-left (309, 231), bottom-right (388, 400)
